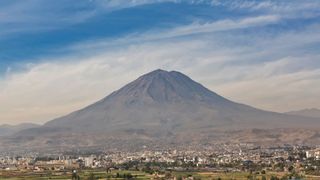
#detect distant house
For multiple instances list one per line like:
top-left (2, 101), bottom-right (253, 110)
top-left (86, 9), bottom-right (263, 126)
top-left (306, 149), bottom-right (320, 159)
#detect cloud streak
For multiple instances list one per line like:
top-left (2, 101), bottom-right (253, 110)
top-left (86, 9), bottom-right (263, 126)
top-left (0, 0), bottom-right (176, 37)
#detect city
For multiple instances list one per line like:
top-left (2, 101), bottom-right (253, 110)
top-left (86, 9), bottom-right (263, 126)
top-left (1, 144), bottom-right (319, 179)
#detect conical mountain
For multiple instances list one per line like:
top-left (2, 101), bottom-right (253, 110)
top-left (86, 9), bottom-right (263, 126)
top-left (42, 69), bottom-right (319, 134)
top-left (3, 69), bottom-right (320, 151)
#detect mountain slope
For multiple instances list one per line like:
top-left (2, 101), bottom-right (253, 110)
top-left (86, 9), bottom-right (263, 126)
top-left (0, 123), bottom-right (39, 136)
top-left (286, 108), bottom-right (320, 118)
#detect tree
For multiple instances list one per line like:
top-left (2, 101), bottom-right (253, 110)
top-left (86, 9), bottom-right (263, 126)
top-left (87, 173), bottom-right (95, 180)
top-left (288, 165), bottom-right (294, 172)
top-left (270, 176), bottom-right (279, 180)
top-left (165, 172), bottom-right (172, 179)
top-left (124, 173), bottom-right (133, 179)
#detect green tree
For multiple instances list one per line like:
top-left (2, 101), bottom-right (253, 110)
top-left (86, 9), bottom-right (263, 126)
top-left (288, 165), bottom-right (294, 172)
top-left (87, 173), bottom-right (95, 180)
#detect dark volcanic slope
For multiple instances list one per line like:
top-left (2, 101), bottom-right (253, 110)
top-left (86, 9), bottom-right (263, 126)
top-left (41, 69), bottom-right (319, 135)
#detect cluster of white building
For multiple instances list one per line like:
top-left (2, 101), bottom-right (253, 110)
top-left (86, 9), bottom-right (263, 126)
top-left (306, 149), bottom-right (320, 159)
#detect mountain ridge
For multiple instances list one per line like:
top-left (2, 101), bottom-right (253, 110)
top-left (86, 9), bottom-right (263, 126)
top-left (286, 108), bottom-right (320, 118)
top-left (0, 123), bottom-right (40, 136)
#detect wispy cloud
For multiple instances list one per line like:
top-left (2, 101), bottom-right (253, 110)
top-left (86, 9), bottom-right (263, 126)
top-left (158, 15), bottom-right (280, 37)
top-left (0, 0), bottom-right (93, 37)
top-left (0, 0), bottom-right (312, 37)
top-left (67, 14), bottom-right (281, 53)
top-left (0, 0), bottom-right (176, 37)
top-left (92, 0), bottom-right (176, 10)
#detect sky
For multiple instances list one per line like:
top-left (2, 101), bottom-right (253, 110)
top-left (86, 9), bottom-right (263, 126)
top-left (0, 0), bottom-right (320, 125)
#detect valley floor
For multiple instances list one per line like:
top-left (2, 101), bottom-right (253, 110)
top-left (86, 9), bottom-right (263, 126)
top-left (1, 169), bottom-right (319, 180)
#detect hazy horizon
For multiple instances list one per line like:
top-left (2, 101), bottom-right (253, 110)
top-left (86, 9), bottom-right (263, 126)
top-left (1, 0), bottom-right (320, 125)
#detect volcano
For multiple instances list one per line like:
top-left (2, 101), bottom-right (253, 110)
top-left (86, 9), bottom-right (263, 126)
top-left (43, 69), bottom-right (318, 132)
top-left (6, 69), bottom-right (320, 150)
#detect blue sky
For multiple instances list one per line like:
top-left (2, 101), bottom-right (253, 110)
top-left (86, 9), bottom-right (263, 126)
top-left (0, 0), bottom-right (252, 71)
top-left (1, 0), bottom-right (320, 124)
